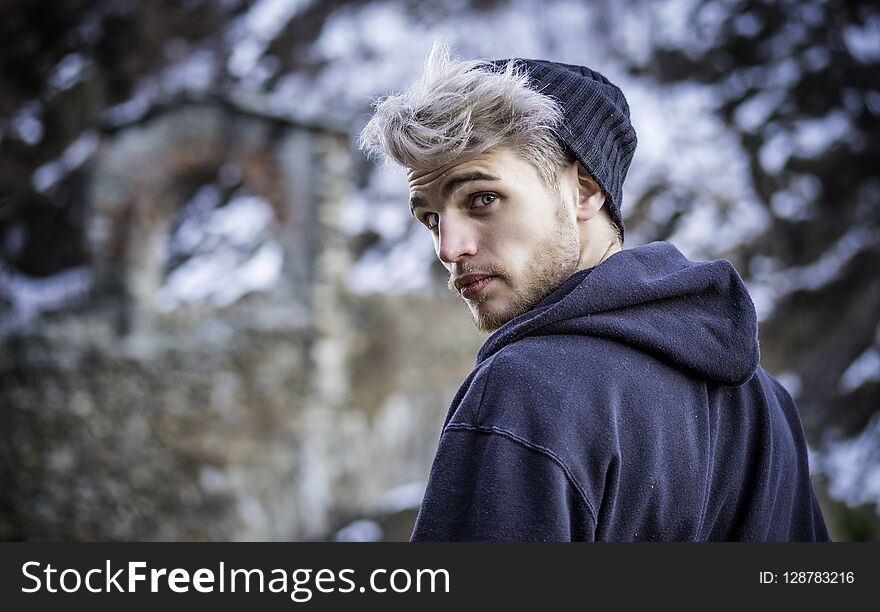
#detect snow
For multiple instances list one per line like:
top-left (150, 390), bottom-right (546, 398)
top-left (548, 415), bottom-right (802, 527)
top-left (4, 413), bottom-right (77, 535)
top-left (839, 324), bottom-right (880, 394)
top-left (0, 265), bottom-right (93, 334)
top-left (843, 14), bottom-right (880, 64)
top-left (160, 48), bottom-right (217, 96)
top-left (759, 110), bottom-right (852, 174)
top-left (343, 163), bottom-right (431, 294)
top-left (616, 5), bottom-right (654, 67)
top-left (333, 519), bottom-right (382, 542)
top-left (318, 1), bottom-right (423, 59)
top-left (732, 12), bottom-right (762, 38)
top-left (802, 45), bottom-right (830, 72)
top-left (793, 111), bottom-right (852, 157)
top-left (226, 0), bottom-right (311, 81)
top-left (157, 191), bottom-right (284, 311)
top-left (769, 173), bottom-right (822, 222)
top-left (21, 0), bottom-right (789, 299)
top-left (342, 164), bottom-right (411, 239)
top-left (199, 466), bottom-right (229, 494)
top-left (380, 480), bottom-right (426, 514)
top-left (0, 0), bottom-right (874, 534)
top-left (157, 240), bottom-right (284, 311)
top-left (101, 48), bottom-right (218, 128)
top-left (758, 129), bottom-right (793, 175)
top-left (775, 370), bottom-right (803, 399)
top-left (198, 194), bottom-right (274, 247)
top-left (625, 82), bottom-right (770, 257)
top-left (6, 0), bottom-right (869, 321)
top-left (32, 131), bottom-right (100, 192)
top-left (734, 89), bottom-right (787, 133)
top-left (650, 0), bottom-right (712, 56)
top-left (798, 1), bottom-right (825, 27)
top-left (669, 195), bottom-right (771, 259)
top-left (237, 495), bottom-right (270, 535)
top-left (10, 102), bottom-right (44, 145)
top-left (818, 413), bottom-right (880, 511)
top-left (839, 348), bottom-right (880, 394)
top-left (347, 228), bottom-right (436, 294)
top-left (345, 195), bottom-right (412, 241)
top-left (295, 0), bottom-right (610, 125)
top-left (770, 190), bottom-right (813, 221)
top-left (267, 1), bottom-right (438, 124)
top-left (48, 53), bottom-right (91, 93)
top-left (747, 227), bottom-right (879, 321)
top-left (779, 227), bottom-right (876, 292)
top-left (760, 19), bottom-right (810, 59)
top-left (305, 0), bottom-right (776, 284)
top-left (101, 82), bottom-right (157, 127)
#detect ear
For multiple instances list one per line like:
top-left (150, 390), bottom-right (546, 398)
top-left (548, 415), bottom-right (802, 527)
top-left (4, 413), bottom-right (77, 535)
top-left (575, 163), bottom-right (606, 222)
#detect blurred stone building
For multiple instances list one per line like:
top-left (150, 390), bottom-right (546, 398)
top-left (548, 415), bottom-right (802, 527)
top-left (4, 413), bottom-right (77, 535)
top-left (0, 99), bottom-right (479, 541)
top-left (2, 0), bottom-right (877, 541)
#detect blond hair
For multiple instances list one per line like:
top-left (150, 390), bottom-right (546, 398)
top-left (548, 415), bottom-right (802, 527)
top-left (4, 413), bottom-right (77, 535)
top-left (359, 42), bottom-right (573, 187)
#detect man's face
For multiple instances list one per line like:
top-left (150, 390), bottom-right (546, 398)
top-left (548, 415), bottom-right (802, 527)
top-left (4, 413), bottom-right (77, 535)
top-left (408, 145), bottom-right (582, 333)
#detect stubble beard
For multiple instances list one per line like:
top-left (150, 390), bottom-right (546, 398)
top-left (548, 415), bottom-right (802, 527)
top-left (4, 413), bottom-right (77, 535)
top-left (447, 206), bottom-right (582, 333)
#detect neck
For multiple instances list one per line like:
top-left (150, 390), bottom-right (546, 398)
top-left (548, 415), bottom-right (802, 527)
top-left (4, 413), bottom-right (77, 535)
top-left (577, 236), bottom-right (622, 271)
top-left (596, 240), bottom-right (621, 264)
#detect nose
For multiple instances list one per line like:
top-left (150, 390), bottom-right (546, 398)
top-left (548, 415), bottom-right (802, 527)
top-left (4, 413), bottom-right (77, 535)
top-left (436, 217), bottom-right (478, 264)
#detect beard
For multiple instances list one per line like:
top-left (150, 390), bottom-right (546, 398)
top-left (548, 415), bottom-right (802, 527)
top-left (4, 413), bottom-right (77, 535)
top-left (447, 205), bottom-right (582, 333)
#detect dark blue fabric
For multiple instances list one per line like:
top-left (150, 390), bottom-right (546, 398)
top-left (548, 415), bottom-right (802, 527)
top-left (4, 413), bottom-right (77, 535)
top-left (411, 241), bottom-right (830, 541)
top-left (487, 58), bottom-right (637, 235)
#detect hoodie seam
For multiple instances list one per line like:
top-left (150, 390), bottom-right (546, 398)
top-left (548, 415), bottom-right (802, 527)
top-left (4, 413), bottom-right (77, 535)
top-left (472, 352), bottom-right (499, 425)
top-left (694, 382), bottom-right (713, 541)
top-left (444, 423), bottom-right (599, 528)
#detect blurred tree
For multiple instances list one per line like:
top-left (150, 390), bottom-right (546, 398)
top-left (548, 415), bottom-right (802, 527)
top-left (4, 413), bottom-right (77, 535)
top-left (0, 0), bottom-right (362, 282)
top-left (0, 0), bottom-right (233, 280)
top-left (616, 0), bottom-right (880, 441)
top-left (1, 0), bottom-right (877, 540)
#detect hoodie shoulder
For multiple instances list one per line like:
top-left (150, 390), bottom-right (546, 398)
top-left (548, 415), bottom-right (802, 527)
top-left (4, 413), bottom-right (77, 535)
top-left (453, 334), bottom-right (684, 437)
top-left (478, 242), bottom-right (761, 386)
top-left (447, 333), bottom-right (715, 536)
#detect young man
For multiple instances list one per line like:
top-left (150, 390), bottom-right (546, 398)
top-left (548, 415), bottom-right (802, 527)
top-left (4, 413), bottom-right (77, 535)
top-left (359, 45), bottom-right (830, 541)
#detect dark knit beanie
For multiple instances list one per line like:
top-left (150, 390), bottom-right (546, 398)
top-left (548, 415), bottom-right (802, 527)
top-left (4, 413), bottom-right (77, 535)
top-left (489, 59), bottom-right (637, 236)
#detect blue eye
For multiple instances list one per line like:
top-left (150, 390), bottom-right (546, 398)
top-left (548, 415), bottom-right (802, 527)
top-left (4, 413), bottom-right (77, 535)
top-left (472, 193), bottom-right (497, 207)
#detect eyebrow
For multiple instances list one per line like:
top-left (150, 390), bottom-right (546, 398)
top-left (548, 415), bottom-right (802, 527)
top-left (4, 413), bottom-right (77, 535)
top-left (409, 171), bottom-right (501, 213)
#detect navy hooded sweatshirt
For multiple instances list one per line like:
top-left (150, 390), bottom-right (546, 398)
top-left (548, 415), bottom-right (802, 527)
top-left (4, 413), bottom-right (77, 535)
top-left (411, 241), bottom-right (830, 541)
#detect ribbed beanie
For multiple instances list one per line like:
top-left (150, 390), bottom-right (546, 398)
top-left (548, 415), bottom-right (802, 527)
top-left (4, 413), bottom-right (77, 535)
top-left (489, 59), bottom-right (637, 236)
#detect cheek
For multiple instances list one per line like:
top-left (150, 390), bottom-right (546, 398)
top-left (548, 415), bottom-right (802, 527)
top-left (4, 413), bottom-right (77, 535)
top-left (491, 218), bottom-right (554, 263)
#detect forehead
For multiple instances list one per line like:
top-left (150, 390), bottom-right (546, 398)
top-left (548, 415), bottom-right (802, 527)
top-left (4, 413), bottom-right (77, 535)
top-left (407, 146), bottom-right (532, 193)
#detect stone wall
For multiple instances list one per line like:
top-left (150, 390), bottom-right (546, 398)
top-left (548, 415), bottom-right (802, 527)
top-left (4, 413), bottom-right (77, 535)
top-left (0, 101), bottom-right (485, 541)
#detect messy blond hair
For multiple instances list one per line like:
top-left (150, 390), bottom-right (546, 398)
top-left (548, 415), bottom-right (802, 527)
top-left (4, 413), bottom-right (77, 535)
top-left (359, 42), bottom-right (573, 187)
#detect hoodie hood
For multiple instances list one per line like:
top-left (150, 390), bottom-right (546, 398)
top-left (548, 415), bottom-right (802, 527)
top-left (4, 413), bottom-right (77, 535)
top-left (476, 241), bottom-right (760, 386)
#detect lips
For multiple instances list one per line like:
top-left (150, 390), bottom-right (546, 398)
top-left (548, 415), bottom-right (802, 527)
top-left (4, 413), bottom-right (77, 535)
top-left (455, 274), bottom-right (496, 299)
